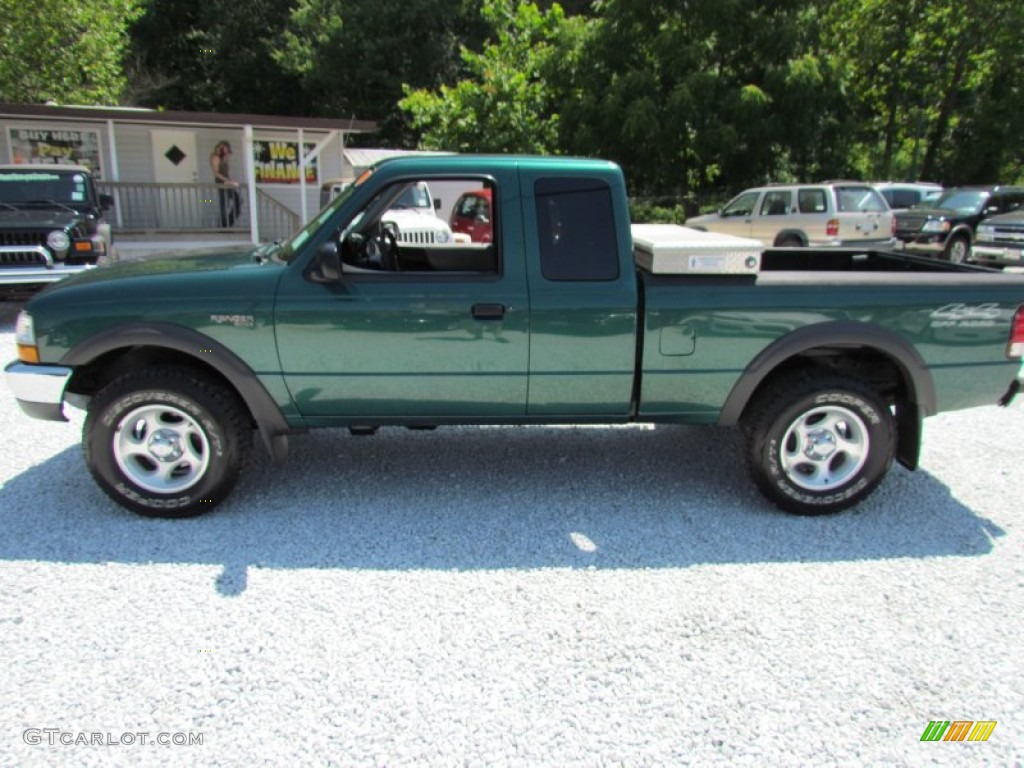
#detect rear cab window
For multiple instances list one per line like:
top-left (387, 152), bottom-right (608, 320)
top-left (534, 177), bottom-right (619, 281)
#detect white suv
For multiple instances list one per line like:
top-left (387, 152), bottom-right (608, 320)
top-left (686, 183), bottom-right (896, 249)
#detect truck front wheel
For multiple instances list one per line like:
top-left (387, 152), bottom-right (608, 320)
top-left (743, 372), bottom-right (895, 515)
top-left (84, 368), bottom-right (250, 518)
top-left (944, 234), bottom-right (970, 263)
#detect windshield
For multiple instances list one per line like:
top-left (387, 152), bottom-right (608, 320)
top-left (275, 179), bottom-right (359, 263)
top-left (928, 190), bottom-right (989, 214)
top-left (0, 170), bottom-right (93, 205)
top-left (393, 183), bottom-right (431, 210)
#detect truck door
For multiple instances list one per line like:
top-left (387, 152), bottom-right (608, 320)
top-left (519, 170), bottom-right (638, 417)
top-left (274, 172), bottom-right (529, 421)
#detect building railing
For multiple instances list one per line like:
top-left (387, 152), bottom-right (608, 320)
top-left (96, 181), bottom-right (301, 242)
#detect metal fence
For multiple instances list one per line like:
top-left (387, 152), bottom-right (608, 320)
top-left (97, 182), bottom-right (300, 242)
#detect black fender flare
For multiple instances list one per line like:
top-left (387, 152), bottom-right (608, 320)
top-left (61, 323), bottom-right (292, 464)
top-left (718, 321), bottom-right (937, 469)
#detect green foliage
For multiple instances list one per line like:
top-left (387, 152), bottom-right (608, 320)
top-left (9, 0), bottom-right (1022, 199)
top-left (628, 200), bottom-right (689, 225)
top-left (551, 0), bottom-right (857, 199)
top-left (0, 0), bottom-right (143, 104)
top-left (272, 0), bottom-right (488, 143)
top-left (398, 0), bottom-right (567, 153)
top-left (127, 0), bottom-right (311, 114)
top-left (822, 0), bottom-right (1024, 184)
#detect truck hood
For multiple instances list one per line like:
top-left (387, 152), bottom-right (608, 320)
top-left (32, 245), bottom-right (272, 297)
top-left (0, 207), bottom-right (84, 229)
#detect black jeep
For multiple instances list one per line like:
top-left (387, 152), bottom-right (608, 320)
top-left (0, 164), bottom-right (115, 289)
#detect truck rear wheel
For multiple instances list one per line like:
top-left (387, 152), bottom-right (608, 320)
top-left (84, 367), bottom-right (250, 518)
top-left (743, 372), bottom-right (895, 515)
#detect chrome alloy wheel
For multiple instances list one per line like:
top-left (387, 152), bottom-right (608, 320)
top-left (113, 404), bottom-right (211, 494)
top-left (778, 404), bottom-right (870, 491)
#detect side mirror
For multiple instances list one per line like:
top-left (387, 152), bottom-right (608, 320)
top-left (434, 198), bottom-right (442, 211)
top-left (99, 193), bottom-right (115, 210)
top-left (310, 241), bottom-right (342, 283)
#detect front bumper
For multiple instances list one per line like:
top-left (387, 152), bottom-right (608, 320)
top-left (970, 244), bottom-right (1024, 267)
top-left (895, 235), bottom-right (946, 255)
top-left (3, 361), bottom-right (72, 421)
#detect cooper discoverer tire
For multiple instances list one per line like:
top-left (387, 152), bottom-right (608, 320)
top-left (743, 371), bottom-right (895, 515)
top-left (84, 367), bottom-right (250, 518)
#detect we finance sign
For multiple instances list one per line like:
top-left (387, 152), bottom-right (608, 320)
top-left (253, 140), bottom-right (318, 185)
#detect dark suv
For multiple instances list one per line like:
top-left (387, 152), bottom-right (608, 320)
top-left (0, 164), bottom-right (115, 287)
top-left (894, 185), bottom-right (1024, 262)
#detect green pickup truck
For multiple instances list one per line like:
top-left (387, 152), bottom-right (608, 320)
top-left (5, 155), bottom-right (1024, 518)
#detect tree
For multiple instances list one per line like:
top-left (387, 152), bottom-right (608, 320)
top-left (126, 0), bottom-right (310, 115)
top-left (399, 0), bottom-right (570, 153)
top-left (822, 0), bottom-right (1024, 184)
top-left (0, 0), bottom-right (143, 105)
top-left (273, 0), bottom-right (488, 142)
top-left (554, 0), bottom-right (846, 205)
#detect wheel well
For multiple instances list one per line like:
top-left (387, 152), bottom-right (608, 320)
top-left (67, 345), bottom-right (256, 427)
top-left (773, 230), bottom-right (807, 247)
top-left (740, 347), bottom-right (905, 423)
top-left (737, 345), bottom-right (924, 470)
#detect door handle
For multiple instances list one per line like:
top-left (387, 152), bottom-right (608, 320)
top-left (472, 303), bottom-right (505, 320)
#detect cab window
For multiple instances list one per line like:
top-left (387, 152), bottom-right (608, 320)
top-left (535, 177), bottom-right (619, 282)
top-left (334, 177), bottom-right (499, 275)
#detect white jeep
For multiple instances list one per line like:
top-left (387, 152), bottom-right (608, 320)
top-left (320, 178), bottom-right (454, 245)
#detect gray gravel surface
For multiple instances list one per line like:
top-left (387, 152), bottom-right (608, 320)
top-left (1, 299), bottom-right (1022, 767)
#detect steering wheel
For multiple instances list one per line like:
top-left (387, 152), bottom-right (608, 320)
top-left (369, 224), bottom-right (399, 271)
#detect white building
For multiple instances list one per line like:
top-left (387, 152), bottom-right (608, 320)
top-left (0, 102), bottom-right (379, 251)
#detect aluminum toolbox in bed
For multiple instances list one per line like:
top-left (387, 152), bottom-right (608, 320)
top-left (631, 224), bottom-right (762, 275)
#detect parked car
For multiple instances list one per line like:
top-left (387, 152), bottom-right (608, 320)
top-left (685, 182), bottom-right (895, 249)
top-left (871, 181), bottom-right (943, 211)
top-left (449, 188), bottom-right (493, 243)
top-left (971, 209), bottom-right (1024, 268)
top-left (894, 185), bottom-right (1024, 263)
top-left (0, 164), bottom-right (115, 288)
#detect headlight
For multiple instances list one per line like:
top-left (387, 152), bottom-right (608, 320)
top-left (46, 230), bottom-right (71, 252)
top-left (14, 311), bottom-right (39, 363)
top-left (922, 219), bottom-right (950, 234)
top-left (976, 225), bottom-right (994, 237)
top-left (435, 229), bottom-right (451, 244)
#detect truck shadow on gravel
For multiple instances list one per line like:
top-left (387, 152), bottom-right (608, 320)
top-left (0, 424), bottom-right (1005, 595)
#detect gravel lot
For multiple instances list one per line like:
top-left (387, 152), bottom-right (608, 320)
top-left (1, 298), bottom-right (1022, 767)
